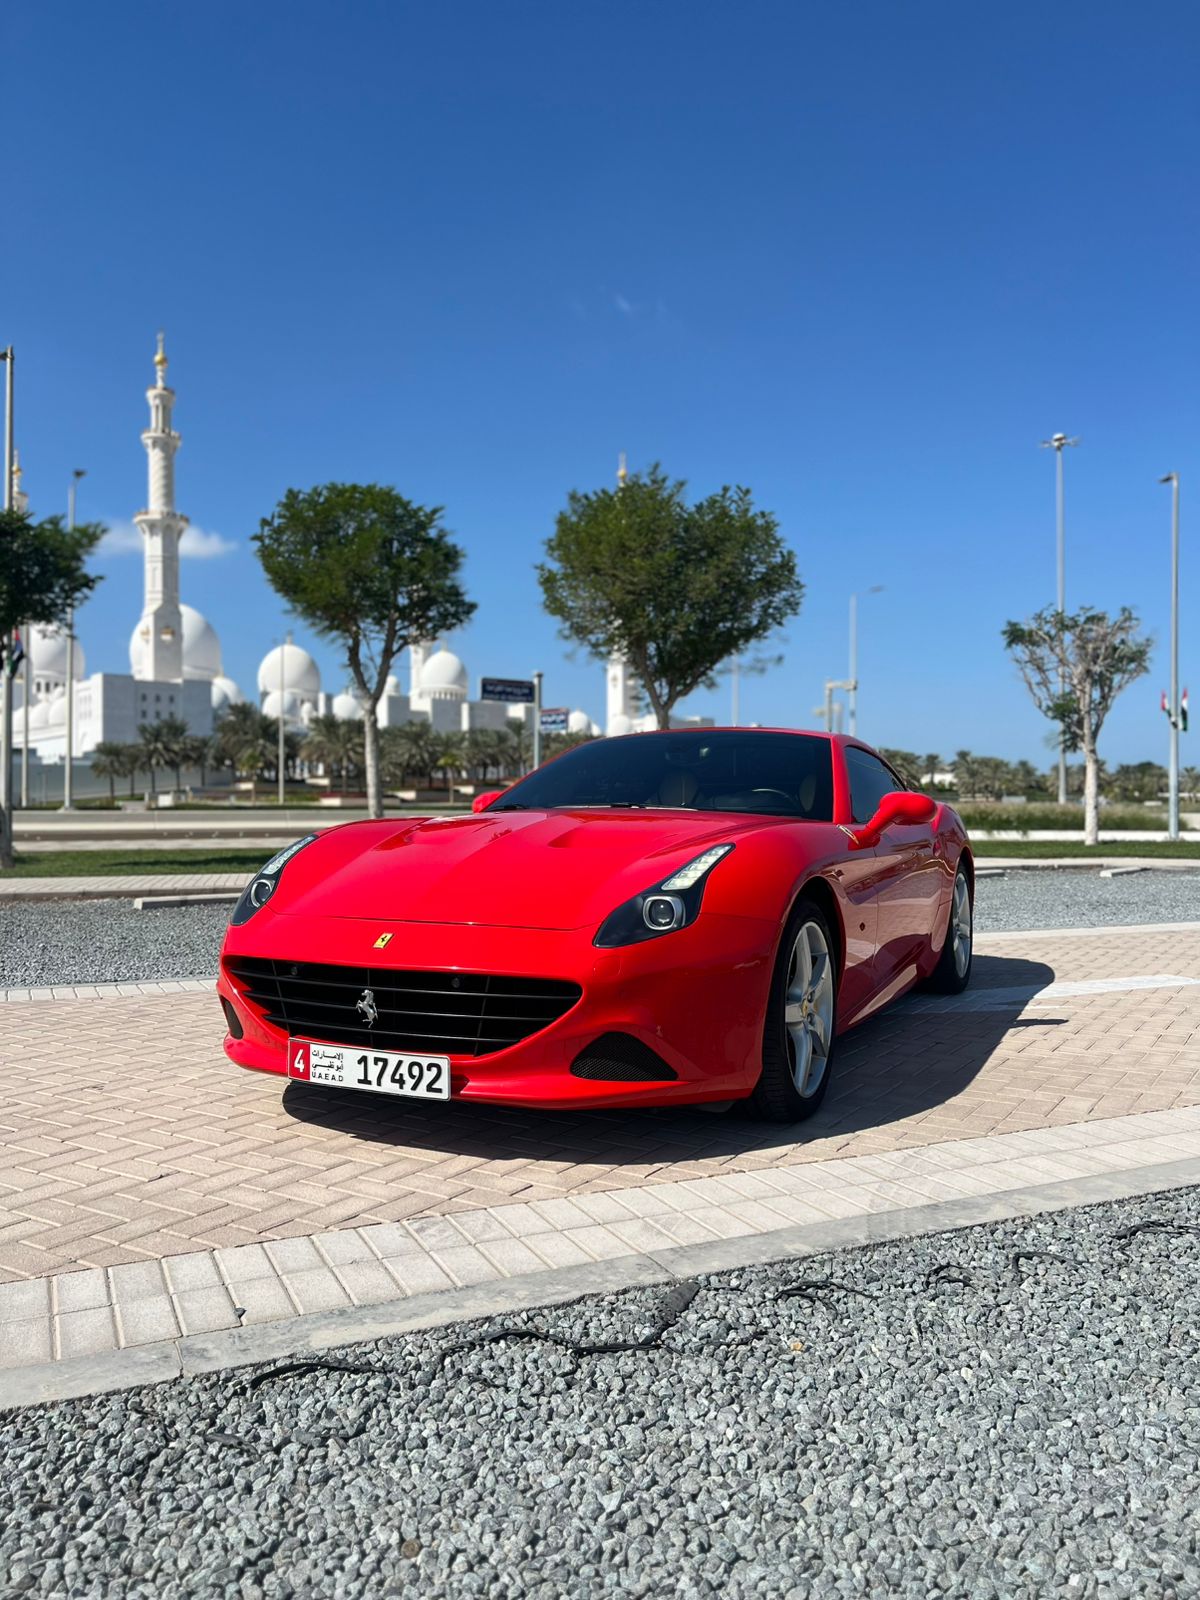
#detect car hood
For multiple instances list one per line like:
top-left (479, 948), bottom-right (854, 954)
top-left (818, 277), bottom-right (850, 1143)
top-left (272, 809), bottom-right (776, 930)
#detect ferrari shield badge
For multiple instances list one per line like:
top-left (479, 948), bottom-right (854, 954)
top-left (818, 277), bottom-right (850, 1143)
top-left (373, 932), bottom-right (393, 949)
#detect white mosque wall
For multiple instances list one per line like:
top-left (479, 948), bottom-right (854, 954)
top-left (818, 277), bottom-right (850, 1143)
top-left (22, 673), bottom-right (215, 760)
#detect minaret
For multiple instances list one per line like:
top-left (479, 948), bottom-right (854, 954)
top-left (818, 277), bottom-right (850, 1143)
top-left (605, 453), bottom-right (637, 733)
top-left (132, 332), bottom-right (187, 681)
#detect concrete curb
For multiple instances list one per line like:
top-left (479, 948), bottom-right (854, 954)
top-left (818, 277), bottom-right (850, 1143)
top-left (133, 893), bottom-right (240, 910)
top-left (3, 1155), bottom-right (1196, 1412)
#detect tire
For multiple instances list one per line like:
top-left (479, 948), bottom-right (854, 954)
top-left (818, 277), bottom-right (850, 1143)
top-left (750, 898), bottom-right (839, 1122)
top-left (923, 863), bottom-right (973, 994)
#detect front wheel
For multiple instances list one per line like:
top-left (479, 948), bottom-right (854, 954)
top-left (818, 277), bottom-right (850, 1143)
top-left (750, 900), bottom-right (838, 1122)
top-left (923, 863), bottom-right (973, 994)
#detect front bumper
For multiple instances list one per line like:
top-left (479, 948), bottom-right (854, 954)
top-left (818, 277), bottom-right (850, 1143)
top-left (217, 910), bottom-right (777, 1109)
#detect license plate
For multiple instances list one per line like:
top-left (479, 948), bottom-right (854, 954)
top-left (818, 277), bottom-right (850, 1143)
top-left (288, 1039), bottom-right (451, 1100)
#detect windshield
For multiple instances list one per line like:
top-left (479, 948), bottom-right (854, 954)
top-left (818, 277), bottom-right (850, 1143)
top-left (490, 731), bottom-right (834, 819)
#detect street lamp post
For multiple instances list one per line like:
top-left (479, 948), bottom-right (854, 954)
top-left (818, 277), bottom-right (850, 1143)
top-left (1160, 472), bottom-right (1182, 840)
top-left (0, 346), bottom-right (14, 868)
top-left (62, 469), bottom-right (87, 810)
top-left (532, 670), bottom-right (543, 772)
top-left (278, 634), bottom-right (287, 807)
top-left (848, 586), bottom-right (884, 737)
top-left (1041, 432), bottom-right (1079, 804)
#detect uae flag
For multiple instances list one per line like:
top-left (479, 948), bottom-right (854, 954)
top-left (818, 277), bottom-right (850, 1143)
top-left (1183, 688), bottom-right (1190, 733)
top-left (4, 627), bottom-right (23, 678)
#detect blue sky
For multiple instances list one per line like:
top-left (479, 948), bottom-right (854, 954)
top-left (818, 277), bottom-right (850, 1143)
top-left (4, 1), bottom-right (1198, 766)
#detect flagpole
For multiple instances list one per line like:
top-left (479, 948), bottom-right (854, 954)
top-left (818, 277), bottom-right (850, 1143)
top-left (1161, 472), bottom-right (1181, 839)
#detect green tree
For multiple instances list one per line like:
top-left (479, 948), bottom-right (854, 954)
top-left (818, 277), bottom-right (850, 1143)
top-left (212, 703), bottom-right (282, 799)
top-left (878, 748), bottom-right (923, 786)
top-left (1106, 762), bottom-right (1166, 804)
top-left (116, 743), bottom-right (142, 799)
top-left (0, 507), bottom-right (105, 865)
top-left (952, 750), bottom-right (978, 800)
top-left (1004, 606), bottom-right (1152, 845)
top-left (89, 741), bottom-right (126, 804)
top-left (254, 484), bottom-right (475, 817)
top-left (137, 720), bottom-right (176, 805)
top-left (380, 720), bottom-right (440, 790)
top-left (303, 712), bottom-right (364, 795)
top-left (433, 731), bottom-right (464, 798)
top-left (538, 463), bottom-right (802, 730)
top-left (150, 714), bottom-right (192, 794)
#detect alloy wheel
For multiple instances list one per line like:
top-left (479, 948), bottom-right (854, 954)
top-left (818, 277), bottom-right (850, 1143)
top-left (783, 920), bottom-right (835, 1098)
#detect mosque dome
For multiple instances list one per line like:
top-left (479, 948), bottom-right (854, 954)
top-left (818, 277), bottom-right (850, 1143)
top-left (180, 605), bottom-right (222, 681)
top-left (29, 624), bottom-right (85, 684)
top-left (420, 648), bottom-right (468, 697)
top-left (257, 642), bottom-right (321, 701)
top-left (262, 688), bottom-right (304, 723)
top-left (331, 691), bottom-right (364, 721)
top-left (567, 709), bottom-right (595, 736)
top-left (128, 602), bottom-right (221, 681)
top-left (607, 713), bottom-right (635, 738)
top-left (210, 675), bottom-right (242, 714)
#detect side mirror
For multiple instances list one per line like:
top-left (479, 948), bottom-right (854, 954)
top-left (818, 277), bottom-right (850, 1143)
top-left (472, 790), bottom-right (504, 813)
top-left (852, 789), bottom-right (936, 848)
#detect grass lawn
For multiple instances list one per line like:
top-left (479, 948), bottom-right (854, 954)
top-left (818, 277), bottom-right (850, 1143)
top-left (4, 848), bottom-right (271, 878)
top-left (972, 838), bottom-right (1200, 859)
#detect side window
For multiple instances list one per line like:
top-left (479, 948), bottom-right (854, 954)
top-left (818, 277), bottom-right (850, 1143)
top-left (846, 748), bottom-right (899, 824)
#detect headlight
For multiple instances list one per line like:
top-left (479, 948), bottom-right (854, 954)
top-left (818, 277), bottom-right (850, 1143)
top-left (229, 834), bottom-right (318, 926)
top-left (594, 843), bottom-right (733, 948)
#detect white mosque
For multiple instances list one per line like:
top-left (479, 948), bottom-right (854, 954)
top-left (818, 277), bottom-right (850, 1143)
top-left (14, 337), bottom-right (616, 771)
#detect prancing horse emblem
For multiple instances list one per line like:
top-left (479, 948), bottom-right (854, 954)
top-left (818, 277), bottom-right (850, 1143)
top-left (356, 988), bottom-right (379, 1027)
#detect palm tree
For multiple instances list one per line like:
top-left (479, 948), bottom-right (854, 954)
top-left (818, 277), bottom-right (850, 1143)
top-left (149, 714), bottom-right (192, 795)
top-left (89, 741), bottom-right (126, 804)
top-left (137, 720), bottom-right (177, 805)
top-left (303, 712), bottom-right (364, 794)
top-left (952, 750), bottom-right (977, 800)
top-left (117, 743), bottom-right (142, 799)
top-left (433, 732), bottom-right (465, 798)
top-left (211, 703), bottom-right (279, 799)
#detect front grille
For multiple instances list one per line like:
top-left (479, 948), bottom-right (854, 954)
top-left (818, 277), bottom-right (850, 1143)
top-left (224, 956), bottom-right (581, 1058)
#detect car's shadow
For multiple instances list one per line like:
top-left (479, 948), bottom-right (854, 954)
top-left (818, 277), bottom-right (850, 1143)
top-left (281, 953), bottom-right (1061, 1164)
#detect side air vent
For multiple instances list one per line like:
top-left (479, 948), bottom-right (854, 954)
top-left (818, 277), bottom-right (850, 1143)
top-left (570, 1033), bottom-right (678, 1083)
top-left (220, 997), bottom-right (244, 1040)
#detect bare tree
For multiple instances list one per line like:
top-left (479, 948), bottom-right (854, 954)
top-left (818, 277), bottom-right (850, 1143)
top-left (1003, 607), bottom-right (1152, 845)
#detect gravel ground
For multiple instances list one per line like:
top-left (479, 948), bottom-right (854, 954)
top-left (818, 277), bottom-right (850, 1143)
top-left (974, 870), bottom-right (1200, 935)
top-left (2, 1185), bottom-right (1198, 1598)
top-left (2, 871), bottom-right (1199, 990)
top-left (0, 901), bottom-right (232, 988)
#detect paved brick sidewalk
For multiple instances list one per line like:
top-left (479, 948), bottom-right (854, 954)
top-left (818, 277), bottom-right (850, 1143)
top-left (1, 927), bottom-right (1199, 1286)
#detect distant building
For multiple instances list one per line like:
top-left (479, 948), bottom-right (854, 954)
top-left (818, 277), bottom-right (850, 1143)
top-left (16, 336), bottom-right (220, 761)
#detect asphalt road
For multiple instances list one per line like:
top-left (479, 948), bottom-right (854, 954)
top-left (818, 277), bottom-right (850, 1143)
top-left (2, 1185), bottom-right (1197, 1598)
top-left (2, 871), bottom-right (1199, 991)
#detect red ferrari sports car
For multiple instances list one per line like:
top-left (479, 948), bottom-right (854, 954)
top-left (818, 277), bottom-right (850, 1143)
top-left (218, 729), bottom-right (973, 1122)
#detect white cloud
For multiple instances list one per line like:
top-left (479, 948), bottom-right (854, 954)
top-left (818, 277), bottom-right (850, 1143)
top-left (614, 292), bottom-right (635, 316)
top-left (180, 525), bottom-right (236, 559)
top-left (97, 521), bottom-right (143, 556)
top-left (98, 519), bottom-right (235, 559)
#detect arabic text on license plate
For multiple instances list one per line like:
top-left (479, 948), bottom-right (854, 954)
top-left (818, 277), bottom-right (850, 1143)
top-left (288, 1040), bottom-right (451, 1100)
